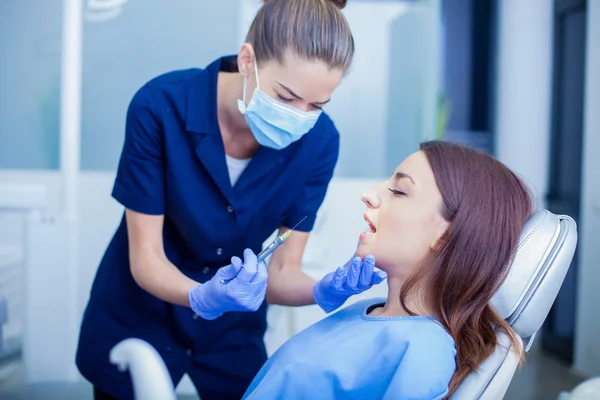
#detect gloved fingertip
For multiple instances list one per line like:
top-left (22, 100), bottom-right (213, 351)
top-left (373, 270), bottom-right (387, 283)
top-left (231, 256), bottom-right (242, 266)
top-left (243, 248), bottom-right (257, 262)
top-left (365, 255), bottom-right (376, 265)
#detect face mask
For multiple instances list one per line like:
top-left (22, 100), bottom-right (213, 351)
top-left (237, 58), bottom-right (322, 150)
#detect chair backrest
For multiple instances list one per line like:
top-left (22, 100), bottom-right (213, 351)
top-left (450, 210), bottom-right (578, 399)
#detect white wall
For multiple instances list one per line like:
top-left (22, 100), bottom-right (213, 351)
top-left (386, 0), bottom-right (442, 173)
top-left (80, 0), bottom-right (241, 171)
top-left (333, 2), bottom-right (408, 178)
top-left (0, 172), bottom-right (122, 382)
top-left (0, 0), bottom-right (241, 172)
top-left (574, 0), bottom-right (600, 379)
top-left (0, 1), bottom-right (62, 170)
top-left (494, 0), bottom-right (554, 208)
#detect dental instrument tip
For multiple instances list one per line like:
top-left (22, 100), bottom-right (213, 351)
top-left (289, 216), bottom-right (307, 232)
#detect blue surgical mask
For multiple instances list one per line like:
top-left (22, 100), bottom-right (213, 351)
top-left (237, 58), bottom-right (322, 150)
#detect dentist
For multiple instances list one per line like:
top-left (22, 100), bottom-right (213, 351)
top-left (75, 1), bottom-right (386, 399)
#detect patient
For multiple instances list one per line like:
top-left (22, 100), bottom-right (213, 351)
top-left (243, 140), bottom-right (533, 399)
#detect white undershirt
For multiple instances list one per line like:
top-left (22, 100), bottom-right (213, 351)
top-left (225, 154), bottom-right (251, 186)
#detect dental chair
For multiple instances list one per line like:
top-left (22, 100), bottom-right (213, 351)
top-left (109, 209), bottom-right (577, 400)
top-left (451, 209), bottom-right (577, 399)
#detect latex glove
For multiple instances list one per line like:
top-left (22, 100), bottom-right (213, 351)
top-left (313, 255), bottom-right (387, 313)
top-left (189, 249), bottom-right (267, 320)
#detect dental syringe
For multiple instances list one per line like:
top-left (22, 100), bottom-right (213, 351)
top-left (221, 216), bottom-right (307, 284)
top-left (256, 216), bottom-right (307, 263)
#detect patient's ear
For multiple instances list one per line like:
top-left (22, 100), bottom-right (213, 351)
top-left (430, 236), bottom-right (446, 252)
top-left (430, 218), bottom-right (450, 252)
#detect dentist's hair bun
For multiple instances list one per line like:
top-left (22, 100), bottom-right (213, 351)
top-left (327, 0), bottom-right (347, 9)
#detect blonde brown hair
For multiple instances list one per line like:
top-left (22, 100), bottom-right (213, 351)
top-left (246, 0), bottom-right (354, 74)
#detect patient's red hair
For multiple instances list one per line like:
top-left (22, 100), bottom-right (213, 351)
top-left (401, 141), bottom-right (532, 398)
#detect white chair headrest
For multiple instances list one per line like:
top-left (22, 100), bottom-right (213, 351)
top-left (491, 210), bottom-right (577, 338)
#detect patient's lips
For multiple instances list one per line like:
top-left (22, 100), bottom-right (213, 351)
top-left (360, 213), bottom-right (377, 241)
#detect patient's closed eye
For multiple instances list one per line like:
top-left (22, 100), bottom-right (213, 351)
top-left (388, 188), bottom-right (406, 196)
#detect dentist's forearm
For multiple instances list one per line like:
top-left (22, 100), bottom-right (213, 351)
top-left (266, 265), bottom-right (317, 306)
top-left (130, 246), bottom-right (198, 307)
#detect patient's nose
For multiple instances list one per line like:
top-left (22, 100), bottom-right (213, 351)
top-left (361, 187), bottom-right (381, 209)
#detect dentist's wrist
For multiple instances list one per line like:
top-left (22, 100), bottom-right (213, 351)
top-left (188, 283), bottom-right (223, 320)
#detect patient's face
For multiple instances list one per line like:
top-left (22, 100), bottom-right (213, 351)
top-left (356, 151), bottom-right (449, 276)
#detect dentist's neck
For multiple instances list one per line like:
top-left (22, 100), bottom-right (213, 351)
top-left (217, 72), bottom-right (250, 135)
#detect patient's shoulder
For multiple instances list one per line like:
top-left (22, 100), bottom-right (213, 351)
top-left (406, 317), bottom-right (455, 348)
top-left (377, 317), bottom-right (455, 356)
top-left (384, 319), bottom-right (456, 399)
top-left (397, 317), bottom-right (456, 364)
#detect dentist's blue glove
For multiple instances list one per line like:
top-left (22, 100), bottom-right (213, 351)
top-left (313, 255), bottom-right (387, 313)
top-left (189, 249), bottom-right (267, 320)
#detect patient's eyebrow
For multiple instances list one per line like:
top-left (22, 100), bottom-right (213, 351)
top-left (395, 172), bottom-right (415, 185)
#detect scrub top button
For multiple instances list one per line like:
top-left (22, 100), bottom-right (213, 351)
top-left (186, 349), bottom-right (192, 356)
top-left (227, 205), bottom-right (234, 213)
top-left (193, 313), bottom-right (199, 320)
top-left (202, 267), bottom-right (210, 274)
top-left (216, 248), bottom-right (223, 255)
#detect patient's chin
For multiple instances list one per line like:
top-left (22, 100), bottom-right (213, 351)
top-left (355, 242), bottom-right (375, 260)
top-left (355, 247), bottom-right (369, 260)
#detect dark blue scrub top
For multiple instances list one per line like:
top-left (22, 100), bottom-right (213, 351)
top-left (76, 55), bottom-right (340, 393)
